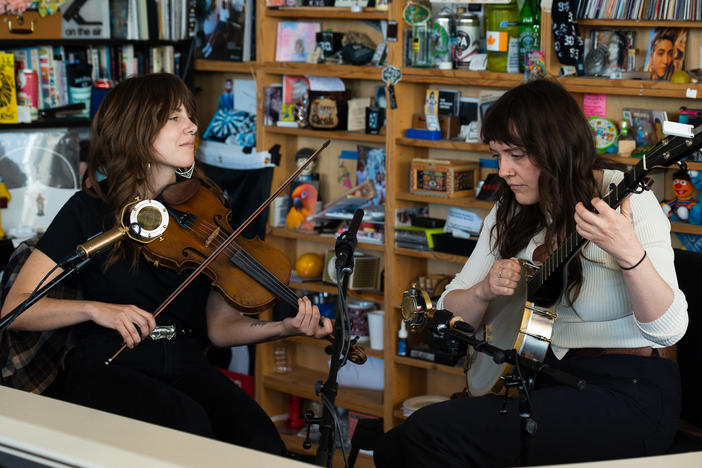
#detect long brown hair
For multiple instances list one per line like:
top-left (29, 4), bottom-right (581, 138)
top-left (84, 73), bottom-right (202, 267)
top-left (480, 79), bottom-right (602, 305)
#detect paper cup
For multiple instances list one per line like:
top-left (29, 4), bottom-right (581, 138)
top-left (367, 310), bottom-right (384, 350)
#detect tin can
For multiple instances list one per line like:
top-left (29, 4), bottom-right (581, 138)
top-left (433, 11), bottom-right (453, 70)
top-left (17, 69), bottom-right (39, 109)
top-left (454, 12), bottom-right (480, 69)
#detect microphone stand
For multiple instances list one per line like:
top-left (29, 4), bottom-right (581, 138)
top-left (0, 257), bottom-right (92, 333)
top-left (433, 321), bottom-right (586, 466)
top-left (307, 224), bottom-right (360, 468)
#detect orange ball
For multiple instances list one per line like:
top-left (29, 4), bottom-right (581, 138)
top-left (295, 253), bottom-right (323, 279)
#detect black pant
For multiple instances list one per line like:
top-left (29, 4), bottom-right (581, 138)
top-left (61, 334), bottom-right (286, 456)
top-left (375, 353), bottom-right (680, 467)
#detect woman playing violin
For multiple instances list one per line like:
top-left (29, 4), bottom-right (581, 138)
top-left (375, 79), bottom-right (688, 467)
top-left (0, 73), bottom-right (332, 455)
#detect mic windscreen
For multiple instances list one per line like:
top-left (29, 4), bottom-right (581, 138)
top-left (136, 206), bottom-right (162, 231)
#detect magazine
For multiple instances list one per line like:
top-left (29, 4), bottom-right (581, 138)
top-left (275, 21), bottom-right (320, 62)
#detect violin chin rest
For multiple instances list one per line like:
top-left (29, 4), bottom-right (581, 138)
top-left (161, 179), bottom-right (201, 205)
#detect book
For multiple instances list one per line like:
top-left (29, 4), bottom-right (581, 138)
top-left (0, 52), bottom-right (18, 123)
top-left (282, 75), bottom-right (309, 105)
top-left (275, 21), bottom-right (320, 62)
top-left (622, 108), bottom-right (658, 147)
top-left (356, 145), bottom-right (386, 206)
top-left (643, 27), bottom-right (688, 81)
top-left (437, 90), bottom-right (460, 117)
top-left (198, 0), bottom-right (251, 61)
top-left (263, 84), bottom-right (282, 126)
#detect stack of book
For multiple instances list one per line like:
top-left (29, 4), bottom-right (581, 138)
top-left (394, 226), bottom-right (444, 251)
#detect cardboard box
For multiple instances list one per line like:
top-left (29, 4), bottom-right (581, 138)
top-left (410, 158), bottom-right (479, 198)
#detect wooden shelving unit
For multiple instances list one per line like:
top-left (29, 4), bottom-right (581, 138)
top-left (191, 2), bottom-right (702, 450)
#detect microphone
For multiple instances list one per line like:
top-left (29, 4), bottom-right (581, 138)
top-left (429, 309), bottom-right (475, 335)
top-left (335, 208), bottom-right (364, 271)
top-left (58, 199), bottom-right (169, 268)
top-left (401, 284), bottom-right (474, 334)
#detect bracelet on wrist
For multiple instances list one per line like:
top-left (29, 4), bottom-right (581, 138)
top-left (618, 250), bottom-right (647, 271)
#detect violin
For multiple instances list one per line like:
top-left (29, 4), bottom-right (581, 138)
top-left (146, 178), bottom-right (293, 314)
top-left (106, 141), bottom-right (365, 364)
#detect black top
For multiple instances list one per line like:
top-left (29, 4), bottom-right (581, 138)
top-left (36, 189), bottom-right (211, 343)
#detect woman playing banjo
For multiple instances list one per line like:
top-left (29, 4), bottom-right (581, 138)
top-left (374, 79), bottom-right (688, 467)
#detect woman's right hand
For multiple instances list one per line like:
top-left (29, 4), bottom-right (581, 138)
top-left (84, 302), bottom-right (156, 348)
top-left (479, 258), bottom-right (521, 302)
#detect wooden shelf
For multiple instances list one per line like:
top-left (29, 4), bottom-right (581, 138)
top-left (395, 137), bottom-right (489, 152)
top-left (289, 281), bottom-right (384, 304)
top-left (266, 126), bottom-right (385, 143)
top-left (269, 227), bottom-right (385, 252)
top-left (396, 192), bottom-right (494, 210)
top-left (599, 153), bottom-right (702, 171)
top-left (400, 68), bottom-right (526, 87)
top-left (670, 222), bottom-right (702, 235)
top-left (263, 367), bottom-right (384, 417)
top-left (266, 6), bottom-right (389, 19)
top-left (288, 335), bottom-right (384, 360)
top-left (557, 76), bottom-right (702, 99)
top-left (394, 247), bottom-right (469, 264)
top-left (578, 19), bottom-right (702, 28)
top-left (394, 355), bottom-right (465, 376)
top-left (193, 59), bottom-right (257, 73)
top-left (260, 62), bottom-right (383, 80)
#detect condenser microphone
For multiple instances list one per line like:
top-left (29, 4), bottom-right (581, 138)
top-left (59, 199), bottom-right (169, 268)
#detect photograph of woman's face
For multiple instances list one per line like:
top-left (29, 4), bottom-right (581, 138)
top-left (650, 38), bottom-right (674, 80)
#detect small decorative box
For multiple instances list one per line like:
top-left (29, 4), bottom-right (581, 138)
top-left (410, 158), bottom-right (479, 198)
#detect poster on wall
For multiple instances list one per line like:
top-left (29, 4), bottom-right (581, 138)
top-left (0, 130), bottom-right (80, 241)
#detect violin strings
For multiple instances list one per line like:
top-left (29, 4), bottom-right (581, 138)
top-left (180, 219), bottom-right (300, 309)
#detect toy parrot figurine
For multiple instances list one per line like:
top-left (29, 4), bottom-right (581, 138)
top-left (285, 183), bottom-right (317, 231)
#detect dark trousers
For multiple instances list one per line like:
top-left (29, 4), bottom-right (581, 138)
top-left (61, 334), bottom-right (286, 457)
top-left (375, 353), bottom-right (680, 468)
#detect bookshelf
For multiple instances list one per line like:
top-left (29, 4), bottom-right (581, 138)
top-left (190, 1), bottom-right (702, 457)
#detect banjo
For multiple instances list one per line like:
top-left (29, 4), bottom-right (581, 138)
top-left (403, 123), bottom-right (702, 396)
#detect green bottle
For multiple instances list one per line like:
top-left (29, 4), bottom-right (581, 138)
top-left (518, 0), bottom-right (541, 72)
top-left (486, 0), bottom-right (520, 73)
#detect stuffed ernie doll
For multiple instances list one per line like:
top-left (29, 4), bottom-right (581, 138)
top-left (661, 169), bottom-right (697, 222)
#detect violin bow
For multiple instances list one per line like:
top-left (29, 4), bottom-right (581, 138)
top-left (106, 140), bottom-right (330, 365)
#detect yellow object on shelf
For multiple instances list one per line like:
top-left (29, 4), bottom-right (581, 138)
top-left (0, 179), bottom-right (10, 239)
top-left (295, 253), bottom-right (324, 279)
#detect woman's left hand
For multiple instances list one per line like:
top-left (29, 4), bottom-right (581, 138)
top-left (282, 296), bottom-right (333, 339)
top-left (574, 196), bottom-right (644, 266)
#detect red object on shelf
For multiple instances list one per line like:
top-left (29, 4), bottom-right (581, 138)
top-left (217, 368), bottom-right (255, 399)
top-left (287, 395), bottom-right (304, 429)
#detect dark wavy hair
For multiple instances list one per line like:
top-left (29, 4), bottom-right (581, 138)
top-left (481, 79), bottom-right (603, 305)
top-left (84, 73), bottom-right (205, 268)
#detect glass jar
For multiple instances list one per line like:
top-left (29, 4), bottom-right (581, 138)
top-left (485, 0), bottom-right (520, 73)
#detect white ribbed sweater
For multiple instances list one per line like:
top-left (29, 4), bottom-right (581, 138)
top-left (437, 169), bottom-right (688, 358)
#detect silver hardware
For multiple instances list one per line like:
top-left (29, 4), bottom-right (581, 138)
top-left (150, 325), bottom-right (176, 340)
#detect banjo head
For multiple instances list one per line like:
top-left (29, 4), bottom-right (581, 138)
top-left (466, 260), bottom-right (555, 396)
